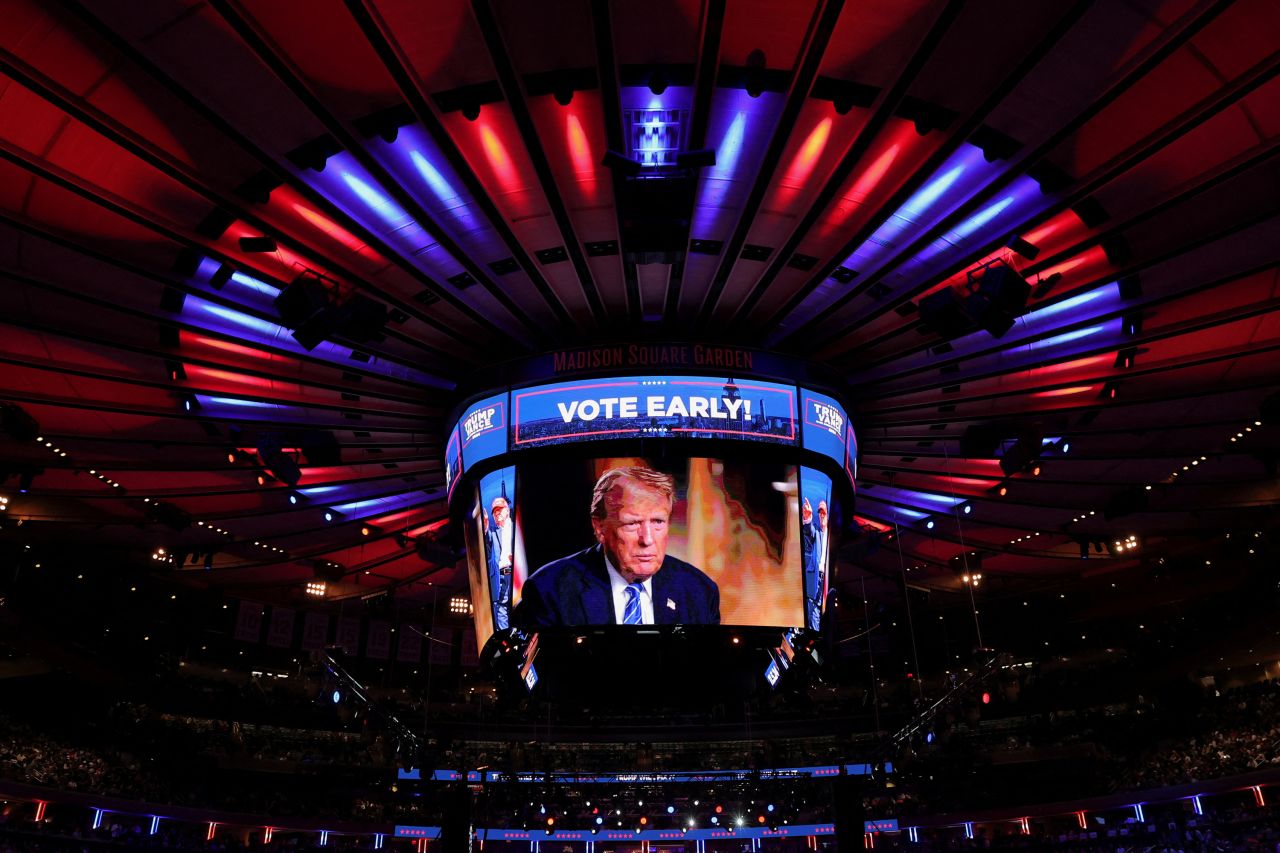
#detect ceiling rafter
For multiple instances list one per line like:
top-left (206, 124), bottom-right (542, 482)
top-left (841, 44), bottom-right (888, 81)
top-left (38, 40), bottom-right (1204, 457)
top-left (692, 0), bottom-right (846, 331)
top-left (343, 0), bottom-right (576, 339)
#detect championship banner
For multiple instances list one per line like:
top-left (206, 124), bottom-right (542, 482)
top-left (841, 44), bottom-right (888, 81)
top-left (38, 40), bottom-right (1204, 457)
top-left (234, 601), bottom-right (264, 643)
top-left (301, 611), bottom-right (329, 650)
top-left (266, 606), bottom-right (295, 648)
top-left (336, 616), bottom-right (361, 655)
top-left (396, 623), bottom-right (422, 663)
top-left (512, 374), bottom-right (797, 448)
top-left (366, 620), bottom-right (391, 660)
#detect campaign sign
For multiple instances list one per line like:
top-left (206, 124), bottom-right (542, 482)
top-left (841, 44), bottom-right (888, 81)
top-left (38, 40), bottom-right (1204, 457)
top-left (512, 375), bottom-right (797, 448)
top-left (458, 392), bottom-right (507, 471)
top-left (801, 389), bottom-right (848, 469)
top-left (445, 424), bottom-right (462, 502)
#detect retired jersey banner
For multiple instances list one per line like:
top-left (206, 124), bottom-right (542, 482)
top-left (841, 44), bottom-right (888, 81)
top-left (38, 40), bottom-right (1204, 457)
top-left (266, 607), bottom-right (295, 647)
top-left (301, 611), bottom-right (329, 650)
top-left (397, 623), bottom-right (422, 663)
top-left (429, 631), bottom-right (453, 665)
top-left (366, 620), bottom-right (391, 660)
top-left (337, 616), bottom-right (361, 655)
top-left (512, 375), bottom-right (797, 448)
top-left (234, 601), bottom-right (264, 643)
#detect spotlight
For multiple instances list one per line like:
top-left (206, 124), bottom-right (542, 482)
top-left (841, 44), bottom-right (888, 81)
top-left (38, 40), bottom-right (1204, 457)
top-left (648, 66), bottom-right (667, 95)
top-left (238, 236), bottom-right (277, 253)
top-left (0, 403), bottom-right (40, 443)
top-left (1007, 235), bottom-right (1040, 260)
top-left (288, 493), bottom-right (301, 505)
top-left (323, 509), bottom-right (342, 523)
top-left (179, 394), bottom-right (199, 412)
top-left (148, 500), bottom-right (192, 531)
top-left (675, 148), bottom-right (717, 169)
top-left (602, 149), bottom-right (642, 177)
top-left (926, 520), bottom-right (935, 530)
top-left (257, 437), bottom-right (301, 487)
top-left (209, 264), bottom-right (234, 289)
top-left (962, 504), bottom-right (972, 514)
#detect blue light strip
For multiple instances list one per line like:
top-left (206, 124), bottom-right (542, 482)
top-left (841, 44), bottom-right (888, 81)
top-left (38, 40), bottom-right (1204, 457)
top-left (1027, 286), bottom-right (1111, 321)
top-left (400, 763), bottom-right (887, 783)
top-left (92, 809), bottom-right (104, 830)
top-left (1192, 795), bottom-right (1203, 816)
top-left (448, 823), bottom-right (837, 842)
top-left (182, 297), bottom-right (451, 389)
top-left (329, 491), bottom-right (431, 516)
top-left (150, 816), bottom-right (160, 836)
top-left (855, 498), bottom-right (929, 521)
top-left (858, 485), bottom-right (965, 513)
top-left (197, 395), bottom-right (280, 410)
top-left (1133, 803), bottom-right (1144, 823)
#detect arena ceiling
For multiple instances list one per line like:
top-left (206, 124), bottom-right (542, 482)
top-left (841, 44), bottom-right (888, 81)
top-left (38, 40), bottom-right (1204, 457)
top-left (0, 0), bottom-right (1277, 611)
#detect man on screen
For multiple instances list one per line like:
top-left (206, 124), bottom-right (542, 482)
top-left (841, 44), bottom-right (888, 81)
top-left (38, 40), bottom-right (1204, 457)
top-left (485, 496), bottom-right (514, 630)
top-left (513, 466), bottom-right (720, 627)
top-left (801, 497), bottom-right (830, 630)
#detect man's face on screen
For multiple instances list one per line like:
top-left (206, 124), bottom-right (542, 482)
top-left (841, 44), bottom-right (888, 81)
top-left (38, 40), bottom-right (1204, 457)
top-left (593, 478), bottom-right (671, 583)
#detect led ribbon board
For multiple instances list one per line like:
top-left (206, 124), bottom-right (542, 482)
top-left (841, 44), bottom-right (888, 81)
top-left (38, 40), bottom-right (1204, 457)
top-left (512, 375), bottom-right (797, 447)
top-left (446, 374), bottom-right (854, 489)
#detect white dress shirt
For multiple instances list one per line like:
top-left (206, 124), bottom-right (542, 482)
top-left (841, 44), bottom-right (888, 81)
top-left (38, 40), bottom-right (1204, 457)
top-left (604, 553), bottom-right (654, 624)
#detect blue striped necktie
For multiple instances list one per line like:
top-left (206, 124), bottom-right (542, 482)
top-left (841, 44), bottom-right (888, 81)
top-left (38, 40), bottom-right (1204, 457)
top-left (622, 582), bottom-right (644, 624)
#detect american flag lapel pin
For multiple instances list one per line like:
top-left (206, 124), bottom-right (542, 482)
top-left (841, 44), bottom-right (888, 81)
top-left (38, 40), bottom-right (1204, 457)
top-left (667, 598), bottom-right (677, 611)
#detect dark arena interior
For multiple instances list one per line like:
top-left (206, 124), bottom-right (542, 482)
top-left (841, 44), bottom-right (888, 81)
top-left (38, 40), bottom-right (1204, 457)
top-left (2, 1), bottom-right (1280, 851)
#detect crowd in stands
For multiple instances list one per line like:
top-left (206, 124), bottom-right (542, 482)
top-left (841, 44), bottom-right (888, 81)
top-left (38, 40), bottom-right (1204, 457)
top-left (1118, 680), bottom-right (1280, 790)
top-left (2, 672), bottom-right (1279, 827)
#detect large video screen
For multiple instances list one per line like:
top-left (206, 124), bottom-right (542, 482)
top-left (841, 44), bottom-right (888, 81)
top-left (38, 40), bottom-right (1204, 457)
top-left (466, 456), bottom-right (824, 645)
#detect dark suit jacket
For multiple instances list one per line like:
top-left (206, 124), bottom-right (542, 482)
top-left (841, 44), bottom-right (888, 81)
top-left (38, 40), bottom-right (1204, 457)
top-left (513, 545), bottom-right (720, 628)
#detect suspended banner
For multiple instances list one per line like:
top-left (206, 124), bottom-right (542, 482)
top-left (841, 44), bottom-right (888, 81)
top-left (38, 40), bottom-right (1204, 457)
top-left (397, 623), bottom-right (422, 663)
top-left (301, 611), bottom-right (330, 650)
top-left (266, 607), bottom-right (295, 647)
top-left (234, 601), bottom-right (264, 643)
top-left (337, 617), bottom-right (361, 655)
top-left (366, 620), bottom-right (391, 660)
